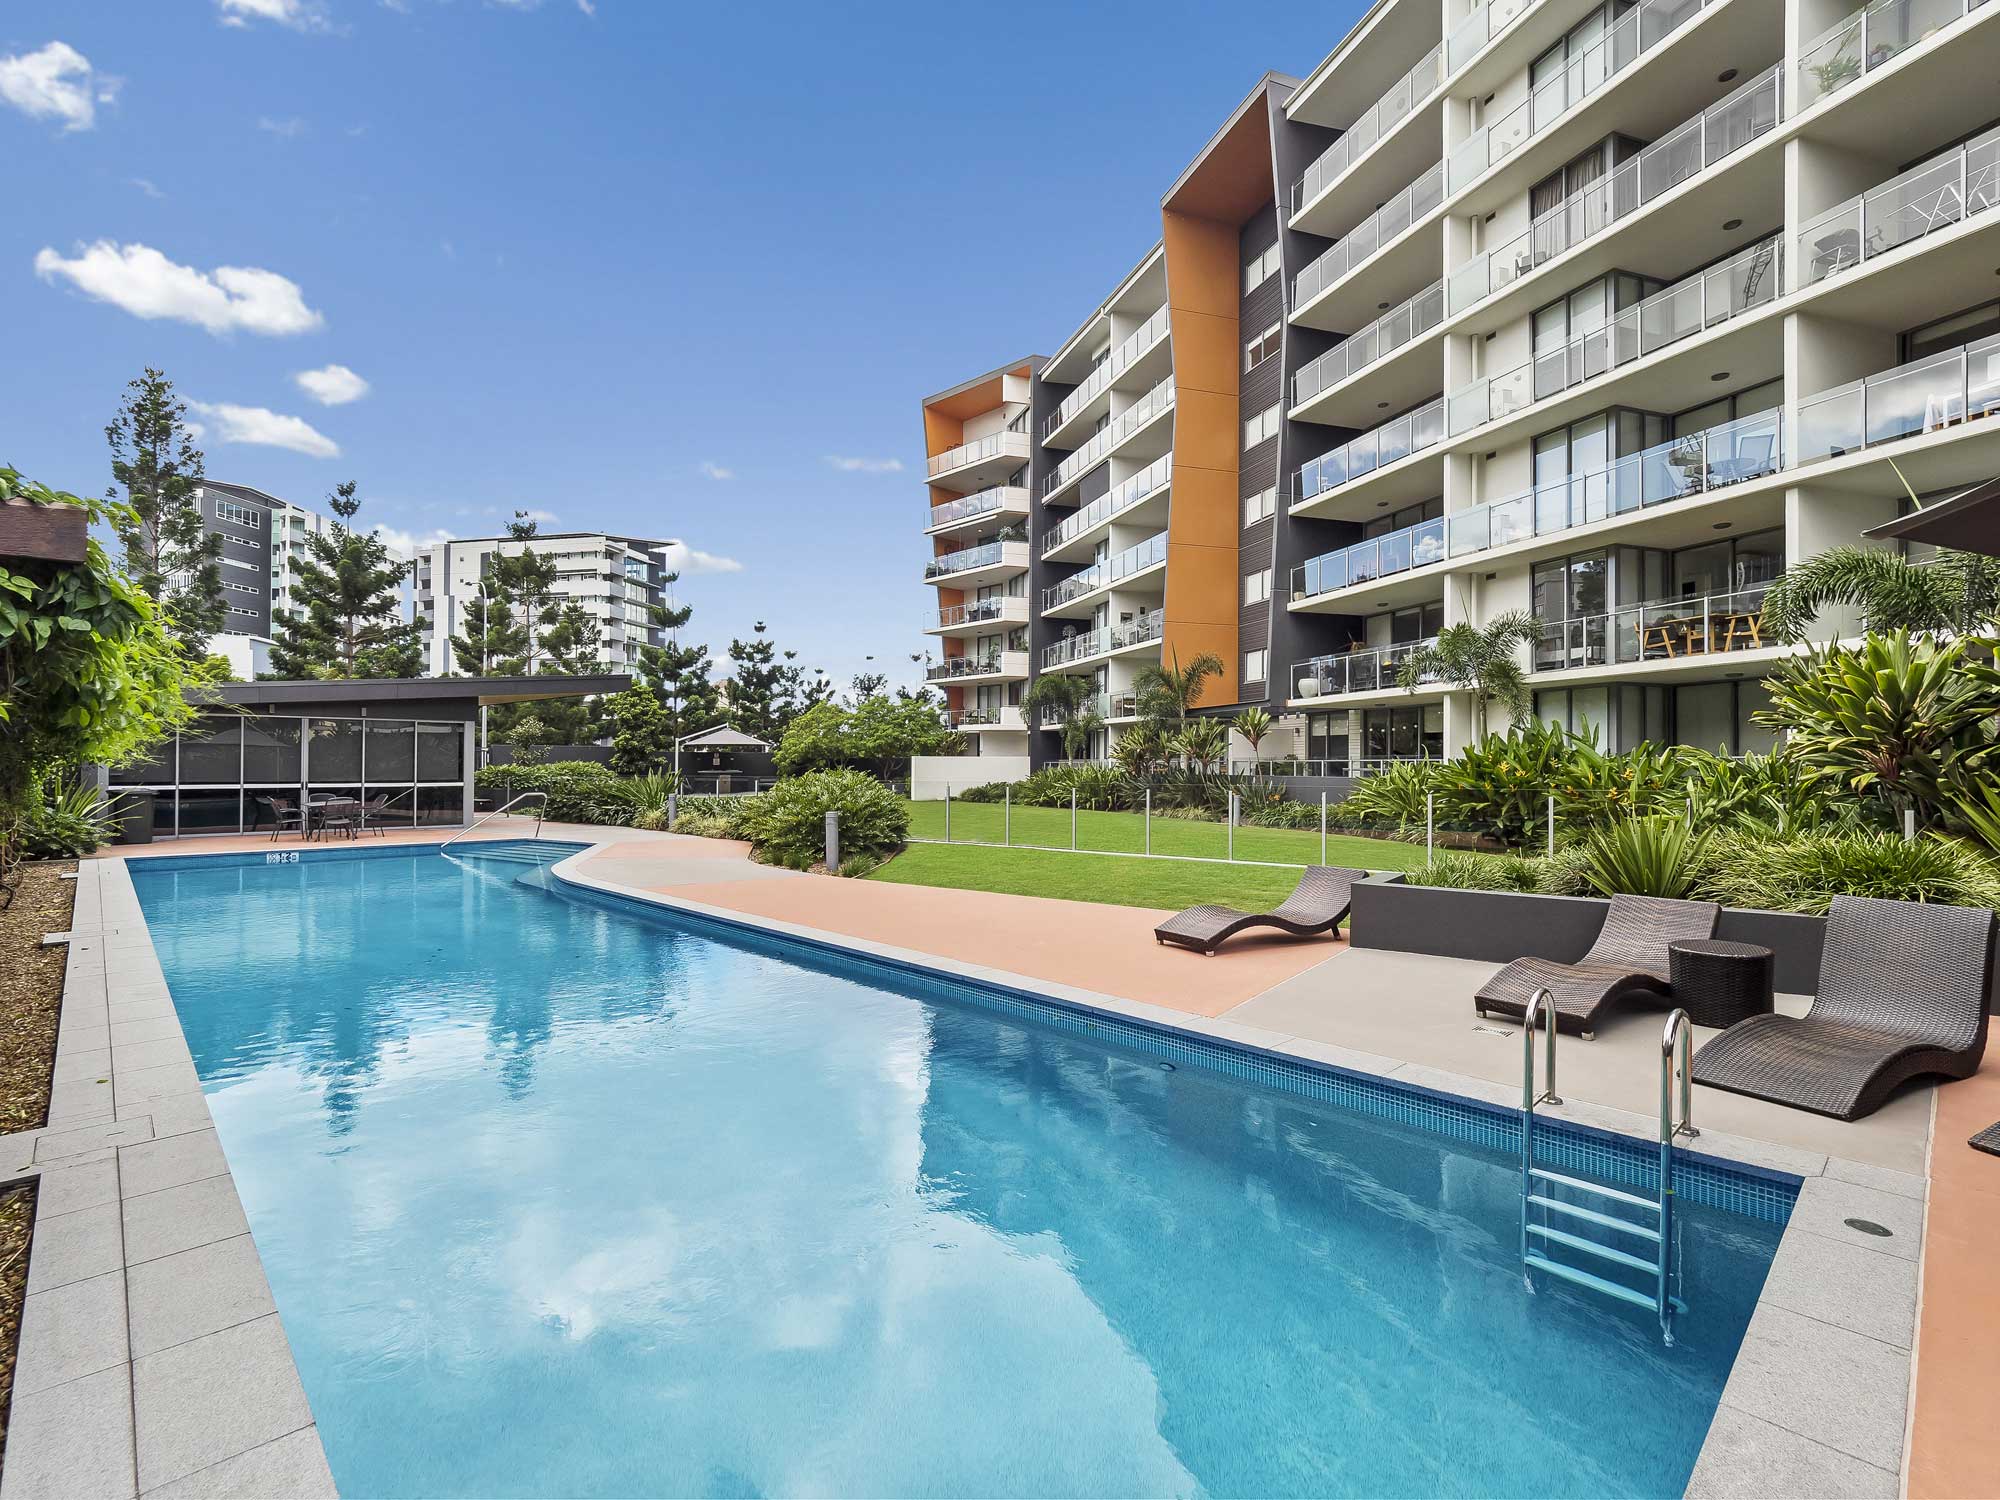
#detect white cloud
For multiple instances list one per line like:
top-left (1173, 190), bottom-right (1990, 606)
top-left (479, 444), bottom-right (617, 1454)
top-left (189, 401), bottom-right (340, 458)
top-left (129, 177), bottom-right (165, 199)
top-left (0, 41), bottom-right (106, 131)
top-left (698, 461), bottom-right (733, 481)
top-left (256, 114), bottom-right (306, 137)
top-left (660, 542), bottom-right (742, 576)
top-left (521, 508), bottom-right (559, 524)
top-left (216, 0), bottom-right (330, 31)
top-left (824, 455), bottom-right (904, 474)
top-left (34, 241), bottom-right (325, 336)
top-left (372, 524), bottom-right (453, 557)
top-left (294, 363), bottom-right (369, 405)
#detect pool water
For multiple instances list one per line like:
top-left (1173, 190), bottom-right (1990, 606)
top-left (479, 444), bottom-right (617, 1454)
top-left (132, 847), bottom-right (1789, 1499)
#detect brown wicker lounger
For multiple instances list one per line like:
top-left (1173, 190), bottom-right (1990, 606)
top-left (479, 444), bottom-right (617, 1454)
top-left (1153, 865), bottom-right (1362, 956)
top-left (1694, 895), bottom-right (1995, 1122)
top-left (1474, 892), bottom-right (1721, 1038)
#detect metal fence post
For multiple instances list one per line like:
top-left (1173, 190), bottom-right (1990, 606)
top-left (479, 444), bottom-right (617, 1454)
top-left (944, 784), bottom-right (951, 844)
top-left (667, 792), bottom-right (678, 830)
top-left (1546, 793), bottom-right (1556, 857)
top-left (1145, 787), bottom-right (1152, 856)
top-left (1228, 791), bottom-right (1237, 861)
top-left (1071, 788), bottom-right (1078, 851)
top-left (1003, 783), bottom-right (1011, 847)
top-left (1320, 791), bottom-right (1328, 865)
top-left (1427, 791), bottom-right (1436, 868)
top-left (1904, 807), bottom-right (1917, 843)
top-left (825, 810), bottom-right (840, 872)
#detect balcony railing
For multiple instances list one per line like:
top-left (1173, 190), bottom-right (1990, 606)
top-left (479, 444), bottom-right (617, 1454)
top-left (947, 706), bottom-right (1022, 730)
top-left (1291, 45), bottom-right (1445, 217)
top-left (1446, 0), bottom-right (1534, 73)
top-left (1797, 0), bottom-right (1987, 114)
top-left (1535, 583), bottom-right (1775, 672)
top-left (1042, 309), bottom-right (1171, 440)
top-left (1040, 376), bottom-right (1176, 498)
top-left (1038, 692), bottom-right (1143, 728)
top-left (1799, 123), bottom-right (2000, 289)
top-left (924, 534), bottom-right (1024, 580)
top-left (1291, 519), bottom-right (1447, 601)
top-left (929, 652), bottom-right (1026, 683)
top-left (1292, 279), bottom-right (1445, 407)
top-left (1797, 332), bottom-right (2000, 463)
top-left (1040, 608), bottom-right (1165, 670)
top-left (927, 486), bottom-right (1023, 530)
top-left (1448, 0), bottom-right (1719, 195)
top-left (1293, 639), bottom-right (1439, 699)
top-left (930, 596), bottom-right (1019, 630)
top-left (1448, 233), bottom-right (1782, 434)
top-left (1292, 164), bottom-right (1446, 311)
top-left (1042, 454), bottom-right (1173, 556)
top-left (1448, 65), bottom-right (1783, 315)
top-left (927, 429), bottom-right (1029, 479)
top-left (1041, 531), bottom-right (1168, 612)
top-left (1293, 398), bottom-right (1445, 507)
top-left (1243, 755), bottom-right (1436, 778)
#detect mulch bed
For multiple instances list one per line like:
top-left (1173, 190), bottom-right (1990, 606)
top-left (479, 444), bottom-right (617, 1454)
top-left (0, 1183), bottom-right (35, 1473)
top-left (0, 861), bottom-right (74, 1133)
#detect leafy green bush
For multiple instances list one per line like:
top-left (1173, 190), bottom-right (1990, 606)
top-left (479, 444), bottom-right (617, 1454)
top-left (19, 783), bottom-right (117, 858)
top-left (1009, 765), bottom-right (1133, 811)
top-left (1244, 796), bottom-right (1322, 829)
top-left (1535, 843), bottom-right (1595, 896)
top-left (1431, 721), bottom-right (1574, 846)
top-left (1339, 760), bottom-right (1437, 830)
top-left (631, 807), bottom-right (670, 832)
top-left (1576, 816), bottom-right (1713, 900)
top-left (739, 770), bottom-right (909, 871)
top-left (473, 760), bottom-right (681, 827)
top-left (1702, 831), bottom-right (2000, 915)
top-left (1400, 851), bottom-right (1513, 890)
top-left (670, 795), bottom-right (761, 840)
top-left (951, 781), bottom-right (1012, 804)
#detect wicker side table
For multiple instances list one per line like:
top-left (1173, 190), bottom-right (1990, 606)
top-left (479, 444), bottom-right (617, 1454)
top-left (1667, 939), bottom-right (1775, 1029)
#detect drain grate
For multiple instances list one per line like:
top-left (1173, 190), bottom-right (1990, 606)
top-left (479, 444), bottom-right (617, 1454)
top-left (1471, 1025), bottom-right (1513, 1038)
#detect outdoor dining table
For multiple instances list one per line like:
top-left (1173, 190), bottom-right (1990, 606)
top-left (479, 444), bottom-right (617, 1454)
top-left (1639, 606), bottom-right (1765, 659)
top-left (304, 795), bottom-right (363, 841)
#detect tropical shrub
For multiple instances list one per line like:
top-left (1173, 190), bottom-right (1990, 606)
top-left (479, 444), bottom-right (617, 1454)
top-left (670, 795), bottom-right (760, 840)
top-left (738, 769), bottom-right (909, 871)
top-left (1430, 721), bottom-right (1575, 846)
top-left (19, 782), bottom-right (119, 858)
top-left (631, 807), bottom-right (670, 832)
top-left (1576, 816), bottom-right (1713, 900)
top-left (1244, 796), bottom-right (1323, 830)
top-left (1009, 764), bottom-right (1131, 810)
top-left (773, 695), bottom-right (959, 777)
top-left (1534, 842), bottom-right (1596, 896)
top-left (1109, 724), bottom-right (1167, 779)
top-left (1702, 830), bottom-right (2000, 915)
top-left (1556, 738), bottom-right (1686, 823)
top-left (1339, 759), bottom-right (1437, 831)
top-left (1171, 718), bottom-right (1230, 771)
top-left (1400, 851), bottom-right (1529, 891)
top-left (951, 781), bottom-right (1012, 804)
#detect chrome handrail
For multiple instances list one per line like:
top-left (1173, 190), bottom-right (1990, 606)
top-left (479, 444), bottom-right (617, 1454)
top-left (1658, 1007), bottom-right (1697, 1344)
top-left (1520, 988), bottom-right (1560, 1281)
top-left (441, 791), bottom-right (547, 851)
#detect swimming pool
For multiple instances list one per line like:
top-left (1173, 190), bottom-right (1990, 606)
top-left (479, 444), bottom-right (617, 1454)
top-left (131, 844), bottom-right (1792, 1498)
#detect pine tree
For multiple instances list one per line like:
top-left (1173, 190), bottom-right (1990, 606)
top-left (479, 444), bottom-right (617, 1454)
top-left (726, 621), bottom-right (787, 740)
top-left (105, 368), bottom-right (223, 656)
top-left (635, 572), bottom-right (722, 739)
top-left (268, 482), bottom-right (424, 679)
top-left (536, 600), bottom-right (603, 675)
top-left (451, 592), bottom-right (529, 677)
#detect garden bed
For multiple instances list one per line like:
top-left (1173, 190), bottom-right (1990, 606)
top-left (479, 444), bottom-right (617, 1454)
top-left (0, 1182), bottom-right (33, 1474)
top-left (0, 862), bottom-right (73, 1131)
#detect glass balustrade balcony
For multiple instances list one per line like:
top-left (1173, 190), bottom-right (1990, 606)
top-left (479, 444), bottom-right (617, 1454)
top-left (1446, 0), bottom-right (1534, 73)
top-left (1041, 309), bottom-right (1170, 440)
top-left (1292, 164), bottom-right (1446, 311)
top-left (947, 706), bottom-right (1025, 731)
top-left (1040, 609), bottom-right (1166, 671)
top-left (1292, 398), bottom-right (1446, 508)
top-left (928, 596), bottom-right (1024, 632)
top-left (1448, 0), bottom-right (1719, 196)
top-left (1291, 45), bottom-right (1445, 218)
top-left (1292, 280), bottom-right (1445, 408)
top-left (926, 486), bottom-right (1026, 531)
top-left (1799, 123), bottom-right (2000, 286)
top-left (1448, 66), bottom-right (1783, 315)
top-left (1797, 0), bottom-right (1985, 113)
top-left (926, 429), bottom-right (1030, 480)
top-left (1290, 519), bottom-right (1448, 601)
top-left (1040, 532), bottom-right (1169, 613)
top-left (1040, 377), bottom-right (1176, 499)
top-left (1041, 455), bottom-right (1173, 557)
top-left (923, 535), bottom-right (1026, 581)
top-left (1293, 639), bottom-right (1439, 699)
top-left (1449, 234), bottom-right (1782, 434)
top-left (1535, 583), bottom-right (1777, 672)
top-left (1797, 333), bottom-right (2000, 462)
top-left (928, 652), bottom-right (1028, 683)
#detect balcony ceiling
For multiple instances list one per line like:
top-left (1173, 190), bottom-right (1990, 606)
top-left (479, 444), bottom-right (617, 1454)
top-left (1288, 0), bottom-right (1441, 129)
top-left (1790, 8), bottom-right (2000, 159)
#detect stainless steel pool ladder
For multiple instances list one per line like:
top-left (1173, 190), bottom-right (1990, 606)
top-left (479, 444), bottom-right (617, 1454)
top-left (440, 792), bottom-right (547, 851)
top-left (1519, 995), bottom-right (1698, 1345)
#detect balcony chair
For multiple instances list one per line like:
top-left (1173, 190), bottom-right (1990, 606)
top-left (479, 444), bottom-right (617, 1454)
top-left (1474, 893), bottom-right (1721, 1037)
top-left (1154, 866), bottom-right (1363, 957)
top-left (256, 796), bottom-right (307, 841)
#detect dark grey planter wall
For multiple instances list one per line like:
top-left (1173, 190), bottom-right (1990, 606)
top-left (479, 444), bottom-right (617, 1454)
top-left (1349, 883), bottom-right (1830, 994)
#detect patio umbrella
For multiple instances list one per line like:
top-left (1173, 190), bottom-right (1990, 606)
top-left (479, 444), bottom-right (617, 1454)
top-left (1863, 474), bottom-right (2000, 558)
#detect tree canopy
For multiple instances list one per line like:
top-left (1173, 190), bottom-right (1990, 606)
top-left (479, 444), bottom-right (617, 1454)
top-left (268, 481), bottom-right (424, 679)
top-left (773, 694), bottom-right (960, 778)
top-left (104, 367), bottom-right (223, 656)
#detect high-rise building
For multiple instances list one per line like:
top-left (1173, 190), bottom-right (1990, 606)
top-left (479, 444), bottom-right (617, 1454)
top-left (923, 0), bottom-right (2000, 775)
top-left (413, 533), bottom-right (681, 677)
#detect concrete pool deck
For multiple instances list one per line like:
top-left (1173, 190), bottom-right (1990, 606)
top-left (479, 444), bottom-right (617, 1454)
top-left (11, 823), bottom-right (1992, 1496)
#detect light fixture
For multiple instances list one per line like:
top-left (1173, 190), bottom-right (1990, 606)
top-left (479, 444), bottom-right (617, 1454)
top-left (1718, 67), bottom-right (1739, 83)
top-left (1711, 371), bottom-right (1730, 382)
top-left (1377, 499), bottom-right (1390, 507)
top-left (1723, 218), bottom-right (1742, 231)
top-left (1726, 671), bottom-right (1744, 680)
top-left (1378, 400), bottom-right (1390, 408)
top-left (1378, 301), bottom-right (1391, 310)
top-left (1713, 521), bottom-right (1733, 530)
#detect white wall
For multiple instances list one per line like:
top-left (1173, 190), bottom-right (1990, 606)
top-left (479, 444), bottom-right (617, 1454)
top-left (910, 754), bottom-right (1030, 800)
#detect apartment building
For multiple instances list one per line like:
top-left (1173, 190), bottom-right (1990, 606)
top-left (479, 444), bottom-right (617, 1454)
top-left (191, 480), bottom-right (412, 679)
top-left (921, 0), bottom-right (2000, 773)
top-left (413, 532), bottom-right (680, 677)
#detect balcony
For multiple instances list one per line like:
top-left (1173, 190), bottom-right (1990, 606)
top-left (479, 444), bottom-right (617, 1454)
top-left (1290, 519), bottom-right (1447, 604)
top-left (1041, 608), bottom-right (1165, 671)
top-left (1447, 0), bottom-right (1720, 197)
top-left (1798, 124), bottom-right (2000, 289)
top-left (1040, 692), bottom-right (1142, 728)
top-left (926, 595), bottom-right (1030, 636)
top-left (1290, 279), bottom-right (1445, 417)
top-left (1041, 531), bottom-right (1168, 616)
top-left (1292, 640), bottom-right (1439, 701)
top-left (1797, 332), bottom-right (2000, 464)
top-left (1535, 583), bottom-right (1776, 674)
top-left (949, 706), bottom-right (1026, 733)
top-left (1042, 455), bottom-right (1173, 560)
top-left (926, 485), bottom-right (1030, 537)
top-left (1449, 234), bottom-right (1782, 435)
top-left (1290, 164), bottom-right (1446, 327)
top-left (1447, 66), bottom-right (1784, 317)
top-left (1445, 0), bottom-right (1534, 74)
top-left (923, 536), bottom-right (1030, 587)
top-left (1039, 376), bottom-right (1176, 503)
top-left (1041, 309), bottom-right (1170, 444)
top-left (928, 651), bottom-right (1030, 685)
top-left (1290, 44), bottom-right (1445, 223)
top-left (1796, 0), bottom-right (1989, 114)
top-left (1292, 398), bottom-right (1445, 512)
top-left (926, 426), bottom-right (1031, 492)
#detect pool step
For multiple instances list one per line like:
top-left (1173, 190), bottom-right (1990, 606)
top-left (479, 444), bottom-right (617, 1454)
top-left (448, 839), bottom-right (577, 869)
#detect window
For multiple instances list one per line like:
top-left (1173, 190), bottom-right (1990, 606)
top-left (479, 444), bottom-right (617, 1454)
top-left (214, 500), bottom-right (262, 529)
top-left (1243, 569), bottom-right (1272, 606)
top-left (1243, 404), bottom-right (1281, 449)
top-left (221, 579), bottom-right (260, 596)
top-left (1243, 649), bottom-right (1268, 683)
top-left (1243, 486), bottom-right (1278, 526)
top-left (1244, 323), bottom-right (1282, 372)
top-left (1243, 243), bottom-right (1280, 294)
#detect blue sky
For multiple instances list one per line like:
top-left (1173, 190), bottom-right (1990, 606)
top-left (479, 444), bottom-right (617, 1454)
top-left (3, 0), bottom-right (1360, 688)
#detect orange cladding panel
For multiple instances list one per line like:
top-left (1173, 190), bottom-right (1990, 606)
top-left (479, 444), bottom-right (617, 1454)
top-left (922, 408), bottom-right (965, 460)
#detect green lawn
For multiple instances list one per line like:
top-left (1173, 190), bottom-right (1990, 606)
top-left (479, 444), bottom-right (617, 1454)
top-left (899, 797), bottom-right (1440, 874)
top-left (867, 841), bottom-right (1323, 911)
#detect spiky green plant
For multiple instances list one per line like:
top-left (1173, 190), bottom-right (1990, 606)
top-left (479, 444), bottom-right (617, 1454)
top-left (1577, 816), bottom-right (1713, 900)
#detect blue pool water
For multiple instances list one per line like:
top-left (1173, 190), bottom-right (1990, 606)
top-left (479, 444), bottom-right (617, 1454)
top-left (132, 846), bottom-right (1790, 1499)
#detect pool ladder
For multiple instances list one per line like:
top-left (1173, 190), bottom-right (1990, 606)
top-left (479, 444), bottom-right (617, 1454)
top-left (1518, 992), bottom-right (1697, 1345)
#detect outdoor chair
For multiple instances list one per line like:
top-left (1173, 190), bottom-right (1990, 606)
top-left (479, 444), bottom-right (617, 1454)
top-left (360, 794), bottom-right (390, 836)
top-left (1154, 866), bottom-right (1362, 956)
top-left (1474, 893), bottom-right (1721, 1037)
top-left (1693, 895), bottom-right (1995, 1121)
top-left (310, 799), bottom-right (362, 842)
top-left (258, 796), bottom-right (307, 842)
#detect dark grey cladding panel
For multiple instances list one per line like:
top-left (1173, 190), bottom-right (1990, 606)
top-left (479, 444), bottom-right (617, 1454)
top-left (1024, 372), bottom-right (1061, 773)
top-left (1240, 203), bottom-right (1280, 260)
top-left (1076, 461), bottom-right (1112, 506)
top-left (1241, 274), bottom-right (1283, 336)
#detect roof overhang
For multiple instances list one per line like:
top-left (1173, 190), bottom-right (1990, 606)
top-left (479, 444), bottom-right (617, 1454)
top-left (922, 357), bottom-right (1043, 420)
top-left (1863, 476), bottom-right (2000, 557)
top-left (196, 674), bottom-right (633, 709)
top-left (1162, 73), bottom-right (1296, 222)
top-left (679, 726), bottom-right (769, 750)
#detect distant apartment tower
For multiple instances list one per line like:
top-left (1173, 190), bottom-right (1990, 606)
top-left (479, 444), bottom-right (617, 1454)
top-left (923, 0), bottom-right (2000, 774)
top-left (413, 533), bottom-right (681, 677)
top-left (189, 480), bottom-right (412, 680)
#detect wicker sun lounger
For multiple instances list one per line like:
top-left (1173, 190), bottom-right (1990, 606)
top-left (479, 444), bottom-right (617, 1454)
top-left (1153, 865), bottom-right (1362, 956)
top-left (1474, 892), bottom-right (1721, 1038)
top-left (1694, 895), bottom-right (1996, 1122)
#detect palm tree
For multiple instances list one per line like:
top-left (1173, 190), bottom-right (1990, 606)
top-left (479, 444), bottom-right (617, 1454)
top-left (1230, 706), bottom-right (1273, 766)
top-left (1173, 718), bottom-right (1229, 771)
top-left (1395, 612), bottom-right (1540, 739)
top-left (1759, 545), bottom-right (2000, 643)
top-left (1134, 649), bottom-right (1224, 733)
top-left (1023, 672), bottom-right (1098, 761)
